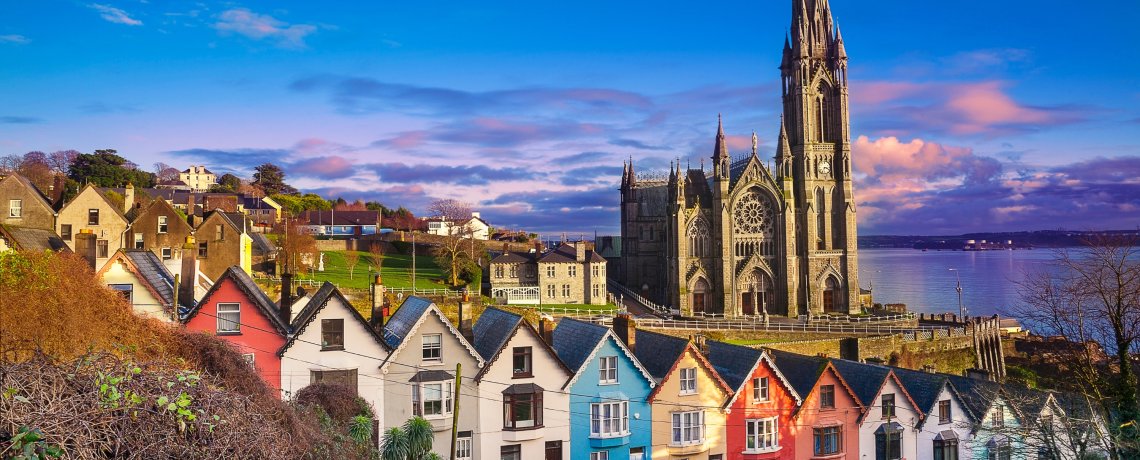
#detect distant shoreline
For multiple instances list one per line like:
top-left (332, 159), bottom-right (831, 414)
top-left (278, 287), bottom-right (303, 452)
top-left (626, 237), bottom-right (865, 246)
top-left (858, 229), bottom-right (1140, 250)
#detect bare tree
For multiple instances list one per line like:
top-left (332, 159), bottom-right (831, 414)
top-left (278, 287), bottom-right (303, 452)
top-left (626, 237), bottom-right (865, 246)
top-left (427, 199), bottom-right (478, 287)
top-left (47, 149), bottom-right (79, 175)
top-left (368, 242), bottom-right (384, 273)
top-left (344, 251), bottom-right (360, 280)
top-left (1012, 234), bottom-right (1140, 458)
top-left (153, 162), bottom-right (180, 182)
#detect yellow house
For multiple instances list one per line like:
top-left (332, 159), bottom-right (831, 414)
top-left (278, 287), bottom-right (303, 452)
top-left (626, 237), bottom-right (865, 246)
top-left (619, 321), bottom-right (732, 460)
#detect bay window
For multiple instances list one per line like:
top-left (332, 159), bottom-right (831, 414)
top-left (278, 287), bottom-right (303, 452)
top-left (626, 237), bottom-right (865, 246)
top-left (671, 410), bottom-right (704, 446)
top-left (590, 400), bottom-right (629, 438)
top-left (746, 417), bottom-right (778, 452)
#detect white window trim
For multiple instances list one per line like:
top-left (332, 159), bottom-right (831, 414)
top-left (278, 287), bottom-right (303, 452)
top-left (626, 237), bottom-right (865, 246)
top-left (8, 199), bottom-right (22, 218)
top-left (216, 302), bottom-right (240, 333)
top-left (744, 417), bottom-right (780, 453)
top-left (455, 436), bottom-right (473, 460)
top-left (414, 381), bottom-right (454, 419)
top-left (157, 215), bottom-right (168, 234)
top-left (679, 367), bottom-right (697, 395)
top-left (589, 451), bottom-right (609, 460)
top-left (422, 333), bottom-right (443, 364)
top-left (670, 410), bottom-right (705, 446)
top-left (753, 377), bottom-right (770, 403)
top-left (589, 400), bottom-right (630, 439)
top-left (599, 356), bottom-right (618, 385)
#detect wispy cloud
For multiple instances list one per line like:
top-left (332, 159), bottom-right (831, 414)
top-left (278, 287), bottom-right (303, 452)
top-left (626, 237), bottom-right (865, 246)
top-left (372, 162), bottom-right (540, 186)
top-left (0, 34), bottom-right (30, 45)
top-left (0, 116), bottom-right (43, 124)
top-left (89, 4), bottom-right (143, 26)
top-left (214, 8), bottom-right (317, 49)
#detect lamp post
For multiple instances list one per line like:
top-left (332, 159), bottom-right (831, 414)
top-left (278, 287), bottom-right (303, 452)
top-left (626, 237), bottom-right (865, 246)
top-left (949, 268), bottom-right (965, 317)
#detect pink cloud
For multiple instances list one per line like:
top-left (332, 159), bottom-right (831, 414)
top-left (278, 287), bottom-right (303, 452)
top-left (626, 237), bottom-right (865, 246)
top-left (289, 155), bottom-right (355, 179)
top-left (852, 135), bottom-right (975, 178)
top-left (943, 81), bottom-right (1056, 134)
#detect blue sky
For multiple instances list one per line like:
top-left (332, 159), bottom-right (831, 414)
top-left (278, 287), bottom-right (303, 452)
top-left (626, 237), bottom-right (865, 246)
top-left (2, 1), bottom-right (1139, 235)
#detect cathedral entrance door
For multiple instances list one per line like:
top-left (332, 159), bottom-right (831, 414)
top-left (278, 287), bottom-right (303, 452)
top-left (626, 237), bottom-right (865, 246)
top-left (741, 294), bottom-right (754, 316)
top-left (691, 278), bottom-right (709, 315)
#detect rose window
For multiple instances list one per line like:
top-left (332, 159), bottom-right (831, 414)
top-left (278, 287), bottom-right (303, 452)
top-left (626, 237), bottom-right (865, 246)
top-left (734, 191), bottom-right (773, 236)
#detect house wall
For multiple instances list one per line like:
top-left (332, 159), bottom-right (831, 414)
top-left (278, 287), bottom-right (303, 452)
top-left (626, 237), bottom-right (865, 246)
top-left (279, 295), bottom-right (388, 442)
top-left (128, 200), bottom-right (192, 263)
top-left (474, 327), bottom-right (571, 460)
top-left (725, 358), bottom-right (797, 460)
top-left (969, 397), bottom-right (1023, 460)
top-left (0, 176), bottom-right (54, 230)
top-left (380, 310), bottom-right (482, 458)
top-left (183, 277), bottom-right (285, 393)
top-left (57, 186), bottom-right (128, 269)
top-left (568, 336), bottom-right (654, 460)
top-left (857, 377), bottom-right (920, 460)
top-left (100, 258), bottom-right (172, 322)
top-left (916, 385), bottom-right (974, 460)
top-left (538, 259), bottom-right (607, 305)
top-left (196, 213), bottom-right (244, 280)
top-left (791, 367), bottom-right (861, 459)
top-left (649, 348), bottom-right (728, 460)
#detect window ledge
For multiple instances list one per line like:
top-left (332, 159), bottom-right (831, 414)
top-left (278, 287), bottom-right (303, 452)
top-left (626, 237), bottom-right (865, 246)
top-left (512, 373), bottom-right (533, 379)
top-left (598, 381), bottom-right (619, 386)
top-left (216, 331), bottom-right (242, 336)
top-left (679, 391), bottom-right (698, 396)
top-left (811, 453), bottom-right (845, 460)
top-left (588, 432), bottom-right (631, 440)
top-left (743, 446), bottom-right (781, 454)
top-left (320, 347), bottom-right (345, 352)
top-left (503, 426), bottom-right (544, 442)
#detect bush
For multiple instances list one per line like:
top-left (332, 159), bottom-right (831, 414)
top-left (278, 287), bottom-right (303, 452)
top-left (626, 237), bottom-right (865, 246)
top-left (295, 383), bottom-right (374, 424)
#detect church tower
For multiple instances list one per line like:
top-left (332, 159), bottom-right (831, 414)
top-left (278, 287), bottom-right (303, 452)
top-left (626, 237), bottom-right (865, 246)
top-left (780, 0), bottom-right (859, 314)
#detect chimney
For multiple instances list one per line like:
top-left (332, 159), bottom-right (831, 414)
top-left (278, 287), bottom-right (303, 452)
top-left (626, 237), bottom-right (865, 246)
top-left (965, 368), bottom-right (991, 381)
top-left (458, 291), bottom-right (474, 342)
top-left (123, 183), bottom-right (135, 214)
top-left (280, 272), bottom-right (294, 323)
top-left (575, 242), bottom-right (586, 262)
top-left (693, 334), bottom-right (709, 354)
top-left (922, 364), bottom-right (937, 374)
top-left (613, 313), bottom-right (636, 352)
top-left (74, 229), bottom-right (97, 270)
top-left (538, 314), bottom-right (555, 346)
top-left (179, 236), bottom-right (198, 307)
top-left (370, 273), bottom-right (388, 326)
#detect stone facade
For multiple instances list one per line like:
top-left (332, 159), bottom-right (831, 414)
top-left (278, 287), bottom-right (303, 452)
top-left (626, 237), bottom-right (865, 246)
top-left (195, 211), bottom-right (253, 280)
top-left (620, 0), bottom-right (858, 318)
top-left (127, 198), bottom-right (193, 267)
top-left (179, 165), bottom-right (216, 192)
top-left (0, 174), bottom-right (56, 231)
top-left (489, 242), bottom-right (607, 305)
top-left (57, 184), bottom-right (130, 269)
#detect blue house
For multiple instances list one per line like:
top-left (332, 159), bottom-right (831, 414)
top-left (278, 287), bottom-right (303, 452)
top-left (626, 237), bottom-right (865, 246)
top-left (551, 317), bottom-right (656, 460)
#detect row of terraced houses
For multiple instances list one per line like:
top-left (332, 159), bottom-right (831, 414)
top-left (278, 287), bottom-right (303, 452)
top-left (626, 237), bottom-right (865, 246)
top-left (99, 251), bottom-right (1104, 460)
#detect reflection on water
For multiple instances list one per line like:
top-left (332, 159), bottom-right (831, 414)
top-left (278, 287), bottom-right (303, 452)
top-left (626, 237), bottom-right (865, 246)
top-left (858, 248), bottom-right (1065, 317)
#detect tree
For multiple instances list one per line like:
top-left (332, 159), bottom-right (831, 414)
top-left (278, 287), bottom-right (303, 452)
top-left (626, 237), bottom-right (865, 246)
top-left (380, 417), bottom-right (440, 460)
top-left (253, 163), bottom-right (297, 195)
top-left (1012, 234), bottom-right (1140, 458)
top-left (47, 149), bottom-right (79, 175)
top-left (369, 242), bottom-right (385, 273)
top-left (344, 251), bottom-right (360, 280)
top-left (276, 217), bottom-right (319, 274)
top-left (427, 199), bottom-right (481, 287)
top-left (153, 162), bottom-right (180, 182)
top-left (67, 150), bottom-right (156, 188)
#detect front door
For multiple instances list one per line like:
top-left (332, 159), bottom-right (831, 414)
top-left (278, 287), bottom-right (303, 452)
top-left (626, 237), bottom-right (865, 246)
top-left (544, 441), bottom-right (562, 460)
top-left (692, 293), bottom-right (705, 314)
top-left (741, 292), bottom-right (754, 315)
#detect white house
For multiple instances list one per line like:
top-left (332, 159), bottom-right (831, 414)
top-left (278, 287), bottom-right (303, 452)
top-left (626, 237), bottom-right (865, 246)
top-left (831, 360), bottom-right (922, 460)
top-left (179, 165), bottom-right (217, 192)
top-left (279, 281), bottom-right (390, 446)
top-left (425, 212), bottom-right (491, 240)
top-left (96, 249), bottom-right (178, 322)
top-left (891, 367), bottom-right (975, 460)
top-left (378, 296), bottom-right (485, 458)
top-left (470, 308), bottom-right (571, 460)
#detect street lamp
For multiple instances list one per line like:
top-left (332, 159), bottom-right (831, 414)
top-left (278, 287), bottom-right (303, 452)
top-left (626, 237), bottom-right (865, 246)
top-left (949, 268), bottom-right (965, 317)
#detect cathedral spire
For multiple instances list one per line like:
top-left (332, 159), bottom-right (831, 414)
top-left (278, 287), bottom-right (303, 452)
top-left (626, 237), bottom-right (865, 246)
top-left (776, 117), bottom-right (791, 162)
top-left (834, 23), bottom-right (847, 60)
top-left (712, 114), bottom-right (729, 163)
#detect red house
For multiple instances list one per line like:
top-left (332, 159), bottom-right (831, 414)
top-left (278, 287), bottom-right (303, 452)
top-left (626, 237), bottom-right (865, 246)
top-left (769, 350), bottom-right (863, 459)
top-left (707, 342), bottom-right (802, 460)
top-left (182, 266), bottom-right (290, 394)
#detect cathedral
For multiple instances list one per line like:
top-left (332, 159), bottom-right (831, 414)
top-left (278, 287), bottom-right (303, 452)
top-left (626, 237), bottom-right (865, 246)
top-left (619, 0), bottom-right (859, 318)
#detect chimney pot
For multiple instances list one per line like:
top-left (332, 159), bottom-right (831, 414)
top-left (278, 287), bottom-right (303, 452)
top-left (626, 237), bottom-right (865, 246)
top-left (74, 230), bottom-right (97, 270)
top-left (613, 313), bottom-right (636, 352)
top-left (280, 272), bottom-right (294, 323)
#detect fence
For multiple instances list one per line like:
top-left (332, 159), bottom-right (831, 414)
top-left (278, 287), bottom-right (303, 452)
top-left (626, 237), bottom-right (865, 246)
top-left (583, 316), bottom-right (953, 335)
top-left (606, 279), bottom-right (669, 315)
top-left (504, 305), bottom-right (619, 318)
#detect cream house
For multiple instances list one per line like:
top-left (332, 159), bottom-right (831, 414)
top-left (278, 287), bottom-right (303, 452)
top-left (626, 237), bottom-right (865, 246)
top-left (57, 184), bottom-right (130, 269)
top-left (471, 308), bottom-right (571, 460)
top-left (179, 165), bottom-right (217, 192)
top-left (96, 249), bottom-right (177, 322)
top-left (279, 282), bottom-right (390, 446)
top-left (379, 297), bottom-right (484, 457)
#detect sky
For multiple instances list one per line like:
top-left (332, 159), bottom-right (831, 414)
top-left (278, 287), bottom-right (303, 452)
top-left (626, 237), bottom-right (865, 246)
top-left (2, 1), bottom-right (1139, 236)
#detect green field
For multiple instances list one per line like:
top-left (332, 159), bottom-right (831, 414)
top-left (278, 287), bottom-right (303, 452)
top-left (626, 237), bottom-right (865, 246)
top-left (296, 250), bottom-right (452, 291)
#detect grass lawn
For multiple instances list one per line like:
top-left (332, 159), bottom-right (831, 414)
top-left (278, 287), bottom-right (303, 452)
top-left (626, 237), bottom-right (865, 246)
top-left (507, 303), bottom-right (618, 314)
top-left (296, 250), bottom-right (452, 291)
top-left (723, 338), bottom-right (783, 346)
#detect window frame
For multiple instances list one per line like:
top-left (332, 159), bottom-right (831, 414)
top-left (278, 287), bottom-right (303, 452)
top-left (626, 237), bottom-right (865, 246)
top-left (568, 265), bottom-right (576, 277)
top-left (502, 390), bottom-right (543, 430)
top-left (8, 199), bottom-right (21, 218)
top-left (134, 233), bottom-right (144, 249)
top-left (412, 380), bottom-right (454, 418)
top-left (813, 425), bottom-right (843, 456)
top-left (157, 215), bottom-right (168, 234)
top-left (455, 434), bottom-right (473, 460)
top-left (512, 346), bottom-right (533, 378)
top-left (939, 399), bottom-right (952, 424)
top-left (60, 224), bottom-right (72, 241)
top-left (96, 239), bottom-right (109, 258)
top-left (819, 384), bottom-right (836, 409)
top-left (882, 393), bottom-right (896, 419)
top-left (589, 400), bottom-right (629, 438)
top-left (562, 284), bottom-right (571, 297)
top-left (599, 356), bottom-right (618, 384)
top-left (500, 444), bottom-right (522, 460)
top-left (198, 241), bottom-right (208, 259)
top-left (421, 333), bottom-right (443, 363)
top-left (88, 208), bottom-right (100, 225)
top-left (933, 438), bottom-right (959, 460)
top-left (310, 369), bottom-right (359, 393)
top-left (109, 284), bottom-right (133, 302)
top-left (670, 410), bottom-right (705, 446)
top-left (216, 302), bottom-right (241, 334)
top-left (753, 377), bottom-right (770, 403)
top-left (321, 318), bottom-right (345, 351)
top-left (745, 417), bottom-right (779, 453)
top-left (161, 247), bottom-right (172, 260)
top-left (589, 451), bottom-right (609, 460)
top-left (679, 367), bottom-right (697, 395)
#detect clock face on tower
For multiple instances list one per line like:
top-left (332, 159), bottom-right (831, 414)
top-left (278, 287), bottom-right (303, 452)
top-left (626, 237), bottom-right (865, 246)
top-left (818, 160), bottom-right (831, 175)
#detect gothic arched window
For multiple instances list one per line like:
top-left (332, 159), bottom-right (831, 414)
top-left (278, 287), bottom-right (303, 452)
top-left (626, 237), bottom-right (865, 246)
top-left (733, 189), bottom-right (777, 258)
top-left (687, 219), bottom-right (711, 258)
top-left (816, 187), bottom-right (828, 250)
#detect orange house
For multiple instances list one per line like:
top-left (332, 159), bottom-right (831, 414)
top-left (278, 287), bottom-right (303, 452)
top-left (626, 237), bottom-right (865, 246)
top-left (707, 342), bottom-right (801, 460)
top-left (769, 350), bottom-right (862, 459)
top-left (182, 266), bottom-right (290, 393)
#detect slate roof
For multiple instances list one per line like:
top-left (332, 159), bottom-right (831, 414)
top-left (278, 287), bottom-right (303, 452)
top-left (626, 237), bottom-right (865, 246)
top-left (123, 250), bottom-right (175, 306)
top-left (249, 233), bottom-right (276, 255)
top-left (471, 307), bottom-right (523, 361)
top-left (490, 251), bottom-right (535, 264)
top-left (830, 358), bottom-right (893, 407)
top-left (538, 242), bottom-right (606, 264)
top-left (0, 226), bottom-right (69, 252)
top-left (632, 329), bottom-right (689, 380)
top-left (767, 349), bottom-right (829, 399)
top-left (706, 340), bottom-right (765, 391)
top-left (1, 174), bottom-right (54, 209)
top-left (182, 266), bottom-right (289, 335)
top-left (890, 366), bottom-right (951, 417)
top-left (382, 296), bottom-right (434, 349)
top-left (550, 317), bottom-right (610, 372)
top-left (242, 197), bottom-right (275, 210)
top-left (279, 281), bottom-right (388, 354)
top-left (944, 374), bottom-right (1005, 421)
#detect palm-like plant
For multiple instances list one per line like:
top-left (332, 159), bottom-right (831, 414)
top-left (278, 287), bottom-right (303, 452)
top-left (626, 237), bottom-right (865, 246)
top-left (380, 417), bottom-right (437, 460)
